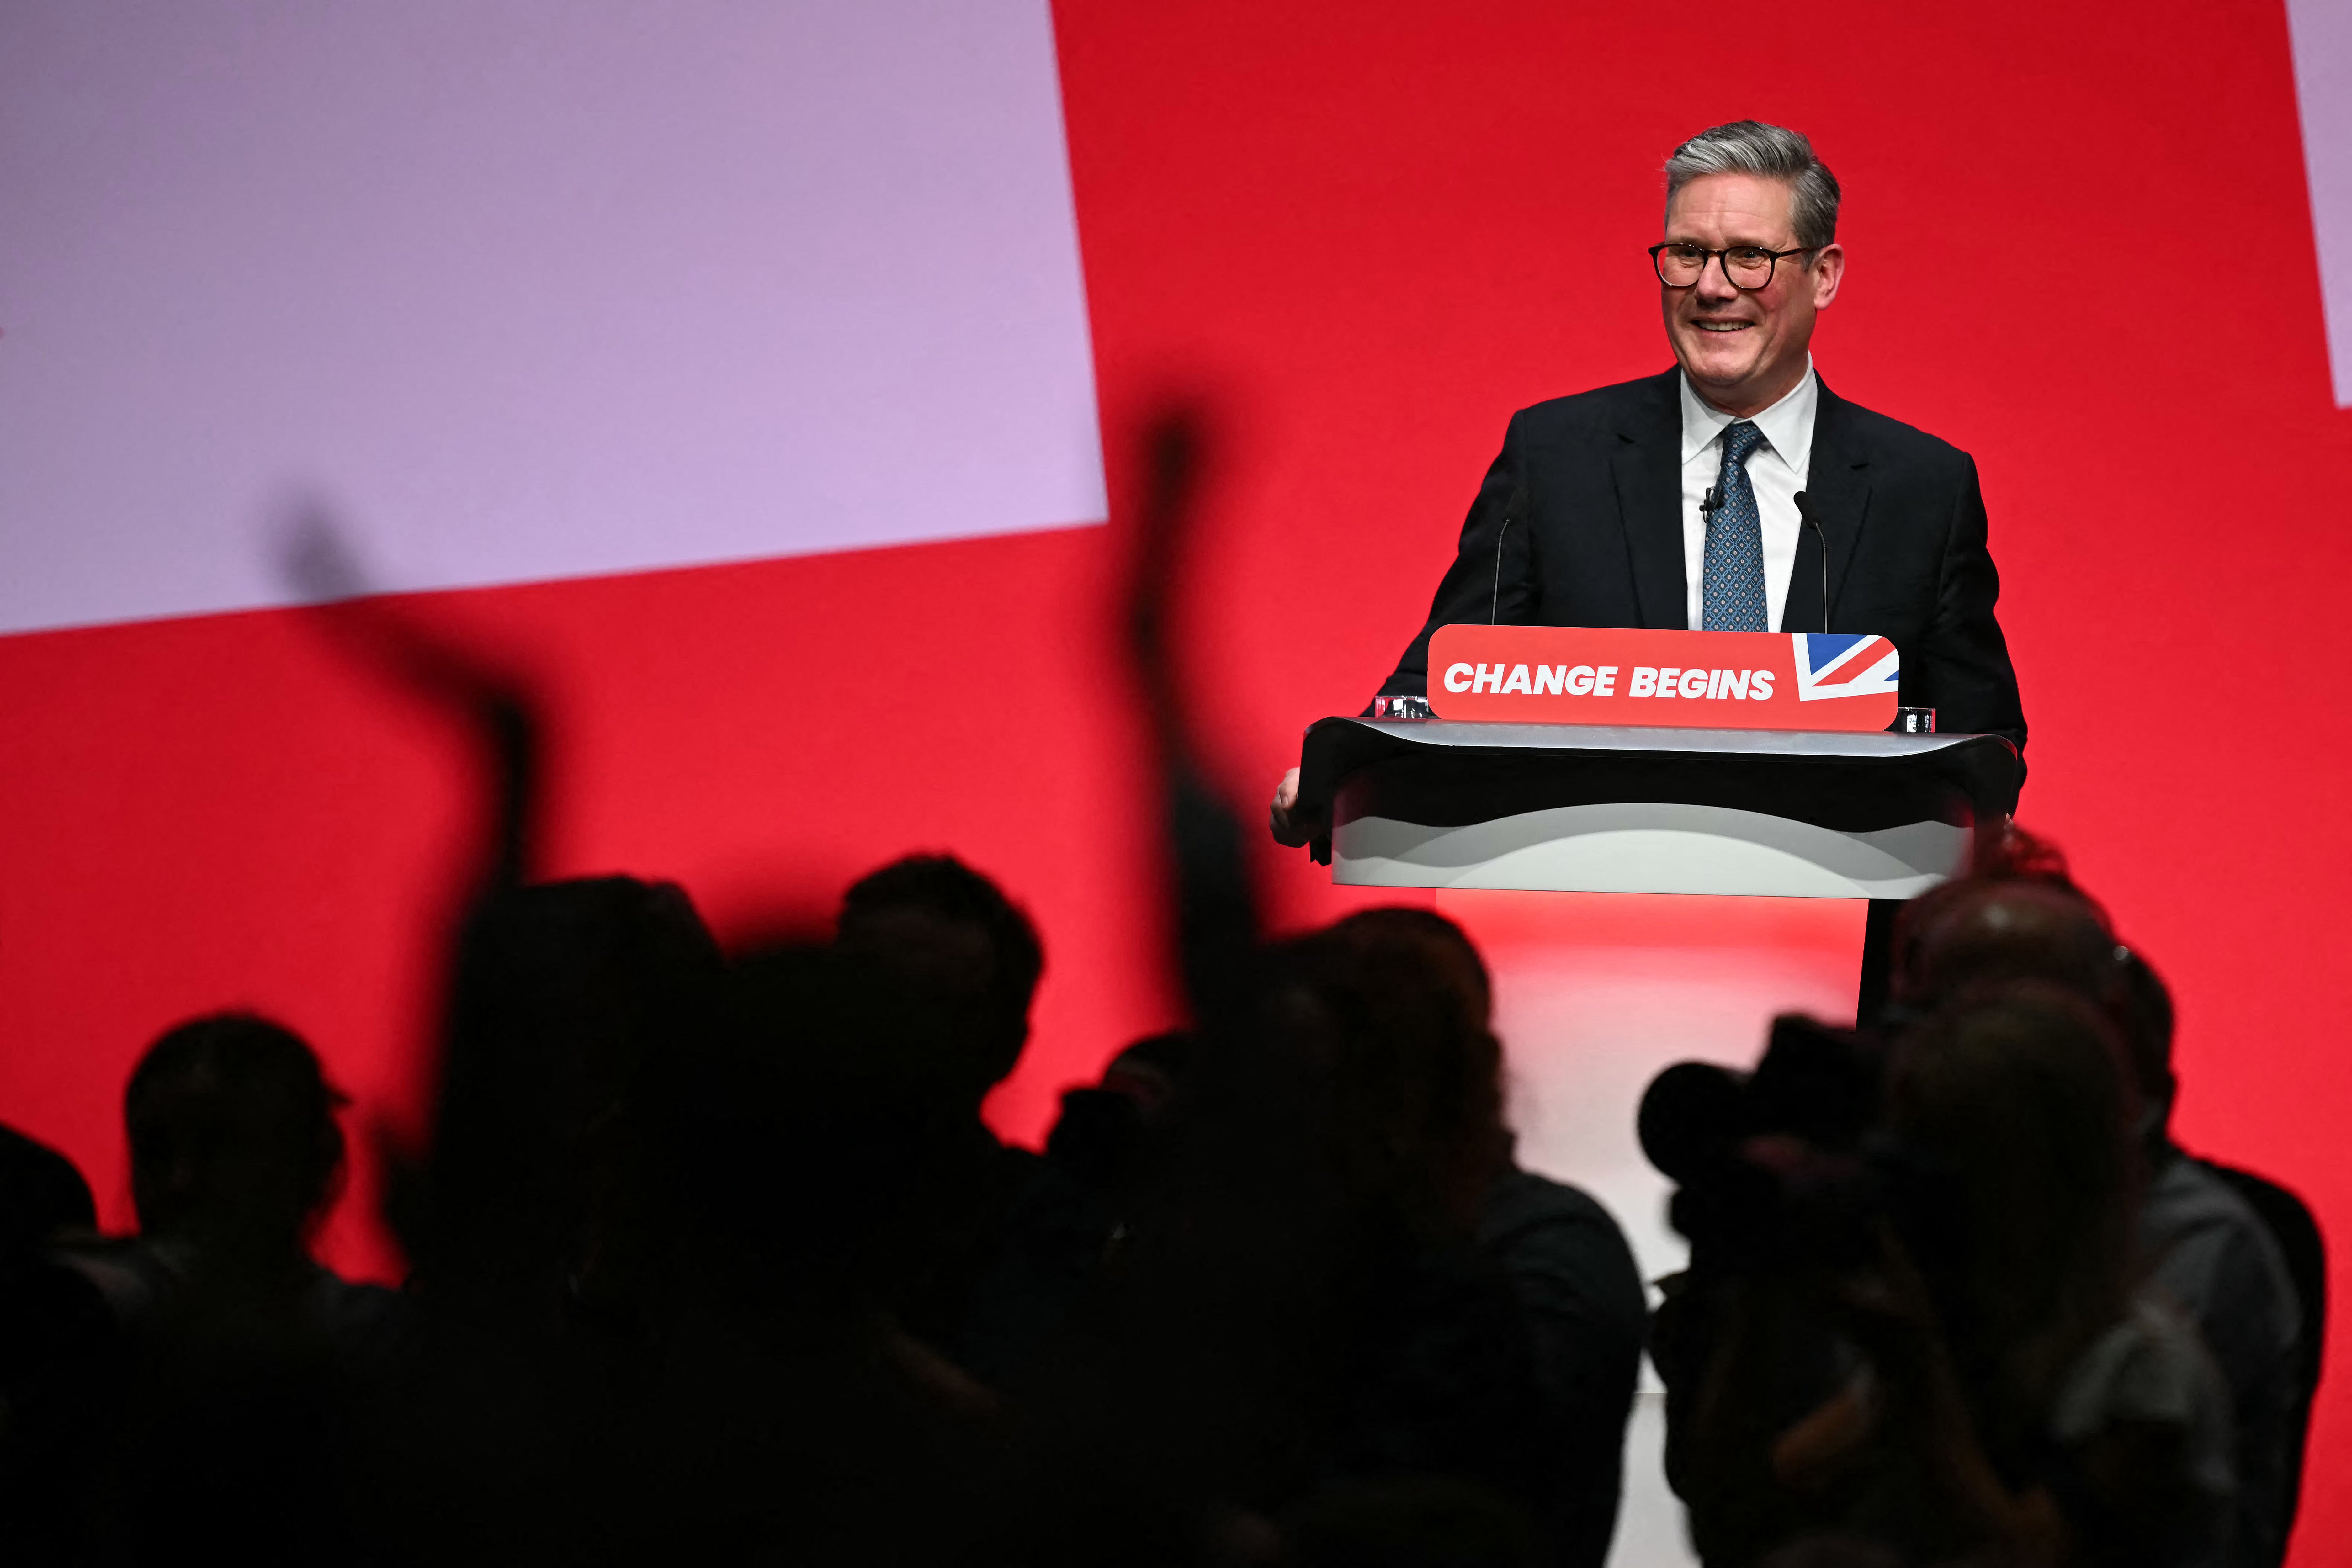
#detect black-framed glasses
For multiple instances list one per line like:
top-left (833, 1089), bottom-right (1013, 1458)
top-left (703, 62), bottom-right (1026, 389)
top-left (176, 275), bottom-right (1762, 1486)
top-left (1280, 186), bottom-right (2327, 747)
top-left (1649, 242), bottom-right (1817, 291)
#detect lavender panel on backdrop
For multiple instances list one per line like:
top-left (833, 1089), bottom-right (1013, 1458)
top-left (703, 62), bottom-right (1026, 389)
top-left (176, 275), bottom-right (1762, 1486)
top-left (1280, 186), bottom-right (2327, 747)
top-left (2291, 0), bottom-right (2352, 409)
top-left (0, 0), bottom-right (1103, 633)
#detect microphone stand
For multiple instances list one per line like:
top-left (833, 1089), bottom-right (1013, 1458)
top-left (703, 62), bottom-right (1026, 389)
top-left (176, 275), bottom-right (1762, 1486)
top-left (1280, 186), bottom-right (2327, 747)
top-left (1794, 490), bottom-right (1828, 635)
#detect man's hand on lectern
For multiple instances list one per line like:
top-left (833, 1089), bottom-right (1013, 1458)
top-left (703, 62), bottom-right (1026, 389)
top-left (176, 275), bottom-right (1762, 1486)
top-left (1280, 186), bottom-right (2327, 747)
top-left (1269, 767), bottom-right (1325, 848)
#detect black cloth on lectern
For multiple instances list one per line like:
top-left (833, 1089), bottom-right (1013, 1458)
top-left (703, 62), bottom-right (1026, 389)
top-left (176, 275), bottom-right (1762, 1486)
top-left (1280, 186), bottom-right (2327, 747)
top-left (1379, 369), bottom-right (2027, 767)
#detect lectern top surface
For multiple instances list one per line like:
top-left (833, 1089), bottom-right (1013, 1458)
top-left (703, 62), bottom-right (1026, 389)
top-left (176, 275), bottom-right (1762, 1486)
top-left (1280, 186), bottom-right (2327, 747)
top-left (1296, 716), bottom-right (2023, 829)
top-left (1341, 719), bottom-right (1985, 760)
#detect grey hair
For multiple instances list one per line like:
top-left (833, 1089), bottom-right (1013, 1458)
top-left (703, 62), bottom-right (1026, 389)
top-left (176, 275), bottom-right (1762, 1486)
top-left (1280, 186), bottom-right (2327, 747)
top-left (1664, 121), bottom-right (1840, 252)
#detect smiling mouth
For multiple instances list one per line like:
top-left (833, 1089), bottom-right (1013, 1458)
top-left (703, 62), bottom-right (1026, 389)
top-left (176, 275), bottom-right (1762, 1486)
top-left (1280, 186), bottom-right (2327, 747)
top-left (1691, 320), bottom-right (1751, 334)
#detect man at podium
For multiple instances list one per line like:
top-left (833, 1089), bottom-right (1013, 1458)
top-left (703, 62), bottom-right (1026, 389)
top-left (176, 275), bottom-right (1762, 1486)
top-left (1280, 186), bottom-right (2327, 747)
top-left (1272, 119), bottom-right (2024, 846)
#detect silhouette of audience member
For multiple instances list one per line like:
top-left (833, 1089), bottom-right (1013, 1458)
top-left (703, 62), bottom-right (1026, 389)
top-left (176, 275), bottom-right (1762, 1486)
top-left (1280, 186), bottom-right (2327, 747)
top-left (604, 941), bottom-right (1009, 1565)
top-left (81, 1015), bottom-right (398, 1350)
top-left (1079, 914), bottom-right (1622, 1560)
top-left (408, 875), bottom-right (723, 1333)
top-left (364, 877), bottom-right (735, 1564)
top-left (2115, 950), bottom-right (2306, 1568)
top-left (1677, 987), bottom-right (2233, 1566)
top-left (1000, 918), bottom-right (1554, 1563)
top-left (833, 854), bottom-right (1048, 1364)
top-left (1328, 908), bottom-right (1648, 1568)
top-left (955, 1030), bottom-right (1193, 1385)
top-left (1894, 874), bottom-right (2304, 1567)
top-left (64, 1014), bottom-right (400, 1561)
top-left (835, 853), bottom-right (1043, 1108)
top-left (1880, 987), bottom-right (2234, 1566)
top-left (0, 1125), bottom-right (118, 1563)
top-left (0, 1121), bottom-right (97, 1254)
top-left (380, 905), bottom-right (1007, 1565)
top-left (2195, 1162), bottom-right (2326, 1543)
top-left (1211, 921), bottom-right (1548, 1541)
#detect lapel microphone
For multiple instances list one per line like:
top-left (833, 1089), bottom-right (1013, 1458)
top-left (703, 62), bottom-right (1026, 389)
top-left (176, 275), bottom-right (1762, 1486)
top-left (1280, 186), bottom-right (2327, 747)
top-left (1490, 482), bottom-right (1530, 623)
top-left (1794, 489), bottom-right (1828, 634)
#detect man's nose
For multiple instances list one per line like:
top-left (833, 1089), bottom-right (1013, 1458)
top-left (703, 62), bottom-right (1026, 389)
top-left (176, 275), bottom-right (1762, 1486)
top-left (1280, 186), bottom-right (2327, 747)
top-left (1695, 252), bottom-right (1741, 302)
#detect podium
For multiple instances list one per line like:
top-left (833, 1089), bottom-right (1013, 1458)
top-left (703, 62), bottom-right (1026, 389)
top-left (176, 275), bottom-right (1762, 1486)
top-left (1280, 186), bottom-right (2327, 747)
top-left (1291, 716), bottom-right (2022, 1567)
top-left (1295, 717), bottom-right (2021, 898)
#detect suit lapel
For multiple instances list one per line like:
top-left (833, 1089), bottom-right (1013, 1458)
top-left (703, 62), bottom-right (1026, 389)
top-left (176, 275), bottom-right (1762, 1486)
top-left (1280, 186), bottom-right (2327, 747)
top-left (1611, 368), bottom-right (1687, 628)
top-left (1801, 378), bottom-right (1872, 622)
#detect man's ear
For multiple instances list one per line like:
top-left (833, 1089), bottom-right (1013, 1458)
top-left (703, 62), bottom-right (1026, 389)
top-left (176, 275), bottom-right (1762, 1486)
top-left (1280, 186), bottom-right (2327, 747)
top-left (1811, 243), bottom-right (1846, 310)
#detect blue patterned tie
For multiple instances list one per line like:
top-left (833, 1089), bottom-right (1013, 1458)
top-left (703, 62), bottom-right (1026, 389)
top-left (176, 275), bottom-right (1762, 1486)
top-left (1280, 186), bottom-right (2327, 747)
top-left (1701, 420), bottom-right (1769, 632)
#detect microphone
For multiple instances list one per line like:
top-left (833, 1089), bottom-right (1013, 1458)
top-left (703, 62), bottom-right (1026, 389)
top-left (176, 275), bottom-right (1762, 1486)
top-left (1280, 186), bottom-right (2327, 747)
top-left (1794, 490), bottom-right (1828, 634)
top-left (1490, 482), bottom-right (1530, 624)
top-left (1700, 483), bottom-right (1723, 518)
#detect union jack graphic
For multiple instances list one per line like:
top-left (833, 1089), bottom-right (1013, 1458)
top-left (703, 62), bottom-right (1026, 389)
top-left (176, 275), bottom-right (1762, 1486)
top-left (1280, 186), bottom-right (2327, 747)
top-left (1792, 632), bottom-right (1901, 702)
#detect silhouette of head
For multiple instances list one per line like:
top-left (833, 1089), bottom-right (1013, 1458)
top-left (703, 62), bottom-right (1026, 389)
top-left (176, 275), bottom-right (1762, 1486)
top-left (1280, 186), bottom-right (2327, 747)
top-left (1281, 919), bottom-right (1510, 1228)
top-left (444, 876), bottom-right (721, 1148)
top-left (125, 1014), bottom-right (345, 1263)
top-left (1891, 876), bottom-right (2119, 1013)
top-left (0, 1122), bottom-right (97, 1258)
top-left (1329, 907), bottom-right (1494, 1032)
top-left (835, 855), bottom-right (1043, 1101)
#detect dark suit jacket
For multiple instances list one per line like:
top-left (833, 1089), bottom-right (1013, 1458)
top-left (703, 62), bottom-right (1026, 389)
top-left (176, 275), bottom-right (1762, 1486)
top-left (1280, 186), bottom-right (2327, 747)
top-left (1381, 368), bottom-right (2027, 774)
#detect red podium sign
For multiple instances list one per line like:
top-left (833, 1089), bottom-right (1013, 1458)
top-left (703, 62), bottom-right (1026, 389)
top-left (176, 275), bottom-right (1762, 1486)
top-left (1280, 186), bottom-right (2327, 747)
top-left (1427, 625), bottom-right (1901, 733)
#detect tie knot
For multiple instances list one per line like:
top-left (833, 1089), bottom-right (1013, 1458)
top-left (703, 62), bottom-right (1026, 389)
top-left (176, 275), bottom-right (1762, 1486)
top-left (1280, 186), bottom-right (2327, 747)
top-left (1721, 420), bottom-right (1764, 466)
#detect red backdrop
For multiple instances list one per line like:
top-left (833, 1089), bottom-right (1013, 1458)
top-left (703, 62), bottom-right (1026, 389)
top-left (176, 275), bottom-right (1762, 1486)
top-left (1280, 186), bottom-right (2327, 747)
top-left (2, 0), bottom-right (2345, 1555)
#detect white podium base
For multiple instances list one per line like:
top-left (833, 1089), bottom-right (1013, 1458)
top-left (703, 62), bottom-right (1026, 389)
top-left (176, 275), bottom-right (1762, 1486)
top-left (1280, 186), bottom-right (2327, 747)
top-left (1434, 888), bottom-right (1867, 1568)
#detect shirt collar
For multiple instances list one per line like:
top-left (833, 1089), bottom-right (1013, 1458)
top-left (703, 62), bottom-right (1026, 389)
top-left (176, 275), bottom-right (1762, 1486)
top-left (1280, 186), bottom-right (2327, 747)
top-left (1678, 356), bottom-right (1818, 474)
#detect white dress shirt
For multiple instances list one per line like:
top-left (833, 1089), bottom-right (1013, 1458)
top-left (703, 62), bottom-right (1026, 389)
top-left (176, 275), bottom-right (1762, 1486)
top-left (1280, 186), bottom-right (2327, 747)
top-left (1679, 359), bottom-right (1817, 632)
